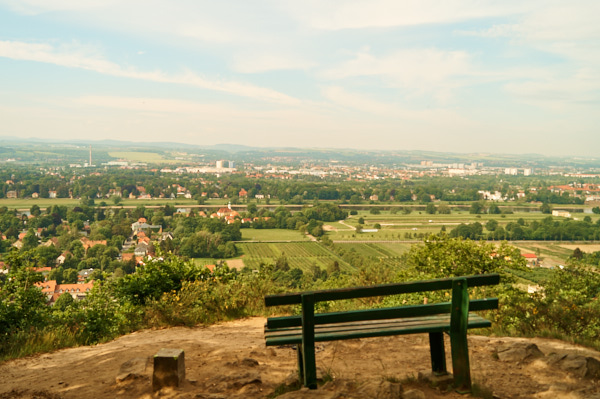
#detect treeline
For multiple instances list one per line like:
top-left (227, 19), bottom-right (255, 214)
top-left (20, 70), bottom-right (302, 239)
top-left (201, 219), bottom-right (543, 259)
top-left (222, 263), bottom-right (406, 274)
top-left (245, 203), bottom-right (348, 237)
top-left (450, 215), bottom-right (600, 241)
top-left (0, 167), bottom-right (593, 206)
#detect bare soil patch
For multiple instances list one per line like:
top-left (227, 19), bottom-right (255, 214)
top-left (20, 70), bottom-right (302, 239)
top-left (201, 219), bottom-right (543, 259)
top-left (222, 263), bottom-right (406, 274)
top-left (560, 244), bottom-right (600, 253)
top-left (1, 318), bottom-right (600, 398)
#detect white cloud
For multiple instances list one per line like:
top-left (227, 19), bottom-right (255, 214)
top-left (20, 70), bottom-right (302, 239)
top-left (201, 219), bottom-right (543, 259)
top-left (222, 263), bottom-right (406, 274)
top-left (455, 24), bottom-right (517, 38)
top-left (0, 0), bottom-right (118, 15)
top-left (321, 86), bottom-right (396, 115)
top-left (321, 86), bottom-right (478, 129)
top-left (321, 48), bottom-right (470, 101)
top-left (230, 52), bottom-right (316, 74)
top-left (0, 40), bottom-right (299, 104)
top-left (284, 0), bottom-right (531, 31)
top-left (505, 68), bottom-right (600, 109)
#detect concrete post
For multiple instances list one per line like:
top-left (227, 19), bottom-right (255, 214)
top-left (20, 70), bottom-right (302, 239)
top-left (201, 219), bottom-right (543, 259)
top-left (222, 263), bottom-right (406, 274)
top-left (152, 348), bottom-right (185, 391)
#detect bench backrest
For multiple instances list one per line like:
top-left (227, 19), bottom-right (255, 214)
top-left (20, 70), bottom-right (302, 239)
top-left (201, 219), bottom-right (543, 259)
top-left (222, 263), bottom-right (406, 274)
top-left (265, 274), bottom-right (500, 329)
top-left (265, 273), bottom-right (499, 306)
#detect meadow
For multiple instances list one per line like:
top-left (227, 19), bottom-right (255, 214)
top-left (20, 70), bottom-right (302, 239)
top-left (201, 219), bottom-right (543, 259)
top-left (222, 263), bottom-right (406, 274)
top-left (107, 151), bottom-right (179, 164)
top-left (0, 198), bottom-right (79, 209)
top-left (240, 228), bottom-right (309, 241)
top-left (325, 209), bottom-right (599, 242)
top-left (236, 241), bottom-right (354, 272)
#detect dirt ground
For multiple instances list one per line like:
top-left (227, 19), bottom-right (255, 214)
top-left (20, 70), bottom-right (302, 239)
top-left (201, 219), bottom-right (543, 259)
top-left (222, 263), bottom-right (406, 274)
top-left (1, 317), bottom-right (600, 398)
top-left (560, 244), bottom-right (600, 253)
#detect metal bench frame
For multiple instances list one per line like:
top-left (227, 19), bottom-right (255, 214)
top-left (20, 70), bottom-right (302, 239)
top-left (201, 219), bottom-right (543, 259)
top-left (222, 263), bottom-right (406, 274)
top-left (264, 273), bottom-right (500, 392)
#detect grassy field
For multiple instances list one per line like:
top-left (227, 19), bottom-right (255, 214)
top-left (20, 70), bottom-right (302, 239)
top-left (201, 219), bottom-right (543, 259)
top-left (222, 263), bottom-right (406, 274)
top-left (0, 198), bottom-right (79, 209)
top-left (325, 209), bottom-right (600, 242)
top-left (236, 241), bottom-right (353, 273)
top-left (240, 228), bottom-right (309, 241)
top-left (108, 151), bottom-right (179, 164)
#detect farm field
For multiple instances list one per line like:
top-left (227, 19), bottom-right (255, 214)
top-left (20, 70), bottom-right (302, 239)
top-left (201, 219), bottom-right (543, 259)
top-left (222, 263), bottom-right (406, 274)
top-left (240, 228), bottom-right (309, 241)
top-left (236, 241), bottom-right (353, 273)
top-left (328, 209), bottom-right (600, 242)
top-left (335, 242), bottom-right (410, 258)
top-left (0, 198), bottom-right (79, 209)
top-left (108, 151), bottom-right (179, 163)
top-left (192, 258), bottom-right (245, 270)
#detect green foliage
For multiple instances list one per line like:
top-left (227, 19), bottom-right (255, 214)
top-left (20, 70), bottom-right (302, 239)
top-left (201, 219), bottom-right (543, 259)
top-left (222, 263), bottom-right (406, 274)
top-left (403, 234), bottom-right (526, 277)
top-left (179, 231), bottom-right (237, 258)
top-left (0, 268), bottom-right (49, 355)
top-left (496, 266), bottom-right (600, 346)
top-left (469, 202), bottom-right (486, 214)
top-left (488, 203), bottom-right (501, 214)
top-left (425, 203), bottom-right (436, 214)
top-left (485, 219), bottom-right (498, 231)
top-left (110, 254), bottom-right (211, 305)
top-left (53, 293), bottom-right (75, 311)
top-left (449, 222), bottom-right (483, 240)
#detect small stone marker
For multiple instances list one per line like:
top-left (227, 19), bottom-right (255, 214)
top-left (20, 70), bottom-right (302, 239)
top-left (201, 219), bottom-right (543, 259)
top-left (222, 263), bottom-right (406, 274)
top-left (152, 348), bottom-right (185, 391)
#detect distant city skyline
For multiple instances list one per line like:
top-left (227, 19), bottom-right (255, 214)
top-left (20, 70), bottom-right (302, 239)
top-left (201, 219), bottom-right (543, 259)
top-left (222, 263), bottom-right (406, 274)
top-left (1, 1), bottom-right (598, 156)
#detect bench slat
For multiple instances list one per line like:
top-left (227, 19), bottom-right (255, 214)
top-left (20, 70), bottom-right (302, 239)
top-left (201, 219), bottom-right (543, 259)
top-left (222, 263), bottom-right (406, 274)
top-left (266, 313), bottom-right (489, 337)
top-left (267, 314), bottom-right (458, 337)
top-left (266, 298), bottom-right (498, 329)
top-left (265, 274), bottom-right (499, 306)
top-left (265, 313), bottom-right (491, 346)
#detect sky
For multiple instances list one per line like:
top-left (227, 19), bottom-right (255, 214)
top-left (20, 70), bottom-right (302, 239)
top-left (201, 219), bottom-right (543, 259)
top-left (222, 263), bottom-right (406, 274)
top-left (1, 1), bottom-right (599, 156)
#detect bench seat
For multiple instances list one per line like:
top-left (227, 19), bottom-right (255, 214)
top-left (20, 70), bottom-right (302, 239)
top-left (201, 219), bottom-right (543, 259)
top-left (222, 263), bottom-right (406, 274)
top-left (264, 274), bottom-right (500, 392)
top-left (265, 313), bottom-right (491, 346)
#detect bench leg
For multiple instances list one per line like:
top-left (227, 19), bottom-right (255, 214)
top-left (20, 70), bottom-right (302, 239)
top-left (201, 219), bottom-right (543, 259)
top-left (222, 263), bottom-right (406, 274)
top-left (297, 344), bottom-right (304, 382)
top-left (451, 278), bottom-right (472, 393)
top-left (301, 293), bottom-right (318, 389)
top-left (429, 332), bottom-right (447, 375)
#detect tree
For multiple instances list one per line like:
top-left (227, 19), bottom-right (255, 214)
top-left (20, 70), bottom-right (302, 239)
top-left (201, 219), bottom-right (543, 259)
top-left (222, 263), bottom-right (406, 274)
top-left (54, 292), bottom-right (75, 311)
top-left (593, 206), bottom-right (600, 215)
top-left (111, 195), bottom-right (122, 205)
top-left (247, 203), bottom-right (258, 215)
top-left (30, 204), bottom-right (41, 217)
top-left (404, 234), bottom-right (526, 278)
top-left (540, 203), bottom-right (552, 214)
top-left (488, 203), bottom-right (501, 214)
top-left (63, 269), bottom-right (78, 284)
top-left (21, 229), bottom-right (39, 252)
top-left (437, 204), bottom-right (451, 214)
top-left (486, 219), bottom-right (499, 231)
top-left (275, 254), bottom-right (289, 271)
top-left (469, 202), bottom-right (486, 214)
top-left (425, 203), bottom-right (436, 214)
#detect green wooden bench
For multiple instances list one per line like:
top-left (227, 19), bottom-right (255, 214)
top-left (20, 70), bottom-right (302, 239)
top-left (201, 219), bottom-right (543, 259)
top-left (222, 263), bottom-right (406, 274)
top-left (264, 273), bottom-right (499, 392)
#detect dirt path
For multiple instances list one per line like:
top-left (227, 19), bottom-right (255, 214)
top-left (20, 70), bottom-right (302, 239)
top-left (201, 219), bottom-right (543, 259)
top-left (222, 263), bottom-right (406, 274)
top-left (1, 318), bottom-right (600, 398)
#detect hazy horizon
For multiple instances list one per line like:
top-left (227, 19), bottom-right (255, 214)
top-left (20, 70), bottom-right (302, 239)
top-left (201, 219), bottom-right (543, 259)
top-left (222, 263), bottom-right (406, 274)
top-left (1, 1), bottom-right (598, 157)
